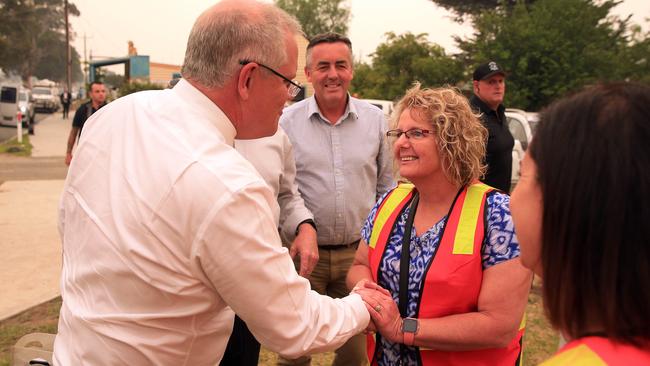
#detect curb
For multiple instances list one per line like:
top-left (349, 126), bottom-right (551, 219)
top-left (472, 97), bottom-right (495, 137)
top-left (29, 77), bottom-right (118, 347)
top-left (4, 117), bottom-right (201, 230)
top-left (0, 294), bottom-right (61, 323)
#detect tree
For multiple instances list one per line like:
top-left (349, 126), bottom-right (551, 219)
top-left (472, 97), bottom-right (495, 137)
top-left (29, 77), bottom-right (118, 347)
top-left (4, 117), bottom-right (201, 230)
top-left (621, 24), bottom-right (650, 84)
top-left (0, 0), bottom-right (82, 85)
top-left (101, 71), bottom-right (125, 90)
top-left (275, 0), bottom-right (350, 39)
top-left (118, 81), bottom-right (163, 98)
top-left (351, 32), bottom-right (464, 101)
top-left (428, 0), bottom-right (537, 19)
top-left (457, 0), bottom-right (647, 110)
top-left (33, 34), bottom-right (83, 82)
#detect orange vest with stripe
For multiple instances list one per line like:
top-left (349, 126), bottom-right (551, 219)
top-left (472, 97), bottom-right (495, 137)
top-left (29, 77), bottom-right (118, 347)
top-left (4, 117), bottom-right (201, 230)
top-left (541, 337), bottom-right (650, 366)
top-left (367, 182), bottom-right (524, 366)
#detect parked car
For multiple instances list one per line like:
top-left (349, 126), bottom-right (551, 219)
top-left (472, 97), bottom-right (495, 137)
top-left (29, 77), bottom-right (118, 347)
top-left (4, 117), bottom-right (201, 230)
top-left (32, 86), bottom-right (60, 113)
top-left (362, 99), bottom-right (394, 119)
top-left (505, 109), bottom-right (535, 187)
top-left (0, 85), bottom-right (35, 134)
top-left (507, 108), bottom-right (539, 135)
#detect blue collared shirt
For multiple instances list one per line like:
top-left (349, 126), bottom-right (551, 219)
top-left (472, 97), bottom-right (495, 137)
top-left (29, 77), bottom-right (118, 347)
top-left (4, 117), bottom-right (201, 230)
top-left (280, 96), bottom-right (395, 245)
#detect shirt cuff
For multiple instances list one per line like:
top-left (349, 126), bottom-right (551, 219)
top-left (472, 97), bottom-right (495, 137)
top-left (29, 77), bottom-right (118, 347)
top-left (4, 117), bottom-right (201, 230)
top-left (343, 292), bottom-right (371, 331)
top-left (295, 219), bottom-right (317, 236)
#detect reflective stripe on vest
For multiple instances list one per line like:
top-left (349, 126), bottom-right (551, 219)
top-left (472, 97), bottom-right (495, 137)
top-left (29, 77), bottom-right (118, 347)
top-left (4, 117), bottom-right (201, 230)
top-left (369, 183), bottom-right (414, 249)
top-left (541, 337), bottom-right (650, 366)
top-left (367, 182), bottom-right (524, 366)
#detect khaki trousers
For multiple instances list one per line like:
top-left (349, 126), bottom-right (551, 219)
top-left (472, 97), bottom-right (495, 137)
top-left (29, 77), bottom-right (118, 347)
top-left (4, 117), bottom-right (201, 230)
top-left (278, 245), bottom-right (368, 366)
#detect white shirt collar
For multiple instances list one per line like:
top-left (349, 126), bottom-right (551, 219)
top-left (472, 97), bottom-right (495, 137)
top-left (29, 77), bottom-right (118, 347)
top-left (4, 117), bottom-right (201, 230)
top-left (173, 79), bottom-right (237, 145)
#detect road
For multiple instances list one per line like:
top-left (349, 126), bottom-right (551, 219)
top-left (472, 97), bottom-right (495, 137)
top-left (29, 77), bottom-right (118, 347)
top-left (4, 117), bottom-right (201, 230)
top-left (0, 112), bottom-right (51, 143)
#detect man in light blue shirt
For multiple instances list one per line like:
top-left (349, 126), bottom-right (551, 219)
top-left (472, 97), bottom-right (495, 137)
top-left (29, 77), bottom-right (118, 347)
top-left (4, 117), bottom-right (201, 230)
top-left (279, 32), bottom-right (394, 366)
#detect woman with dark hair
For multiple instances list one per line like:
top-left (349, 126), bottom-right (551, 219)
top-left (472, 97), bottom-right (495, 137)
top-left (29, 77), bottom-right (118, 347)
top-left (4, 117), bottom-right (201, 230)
top-left (510, 82), bottom-right (650, 364)
top-left (347, 84), bottom-right (532, 365)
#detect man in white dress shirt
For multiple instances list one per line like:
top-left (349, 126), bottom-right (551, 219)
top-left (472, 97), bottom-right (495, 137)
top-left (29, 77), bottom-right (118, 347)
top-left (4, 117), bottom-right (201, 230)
top-left (53, 1), bottom-right (370, 364)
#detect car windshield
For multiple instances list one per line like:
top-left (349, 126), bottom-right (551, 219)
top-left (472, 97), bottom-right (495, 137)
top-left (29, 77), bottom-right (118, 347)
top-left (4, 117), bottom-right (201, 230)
top-left (1, 87), bottom-right (17, 103)
top-left (33, 88), bottom-right (51, 95)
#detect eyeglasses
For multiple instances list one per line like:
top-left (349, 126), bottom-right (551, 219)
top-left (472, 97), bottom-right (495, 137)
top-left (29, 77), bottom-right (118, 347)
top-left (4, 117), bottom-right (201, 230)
top-left (386, 128), bottom-right (434, 140)
top-left (239, 60), bottom-right (303, 98)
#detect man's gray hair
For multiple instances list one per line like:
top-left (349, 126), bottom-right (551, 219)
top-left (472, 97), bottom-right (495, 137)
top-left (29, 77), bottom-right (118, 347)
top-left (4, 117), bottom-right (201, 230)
top-left (181, 1), bottom-right (302, 88)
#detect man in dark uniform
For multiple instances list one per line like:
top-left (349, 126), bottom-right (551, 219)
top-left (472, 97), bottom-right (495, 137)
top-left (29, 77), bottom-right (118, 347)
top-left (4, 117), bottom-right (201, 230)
top-left (470, 61), bottom-right (514, 193)
top-left (60, 89), bottom-right (72, 119)
top-left (65, 81), bottom-right (107, 166)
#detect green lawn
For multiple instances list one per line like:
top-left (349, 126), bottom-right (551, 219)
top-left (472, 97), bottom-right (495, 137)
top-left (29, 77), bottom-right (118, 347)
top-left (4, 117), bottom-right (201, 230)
top-left (0, 277), bottom-right (555, 365)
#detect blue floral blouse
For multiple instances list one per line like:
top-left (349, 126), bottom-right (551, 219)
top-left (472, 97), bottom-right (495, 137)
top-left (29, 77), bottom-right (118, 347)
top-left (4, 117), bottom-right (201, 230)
top-left (360, 190), bottom-right (520, 365)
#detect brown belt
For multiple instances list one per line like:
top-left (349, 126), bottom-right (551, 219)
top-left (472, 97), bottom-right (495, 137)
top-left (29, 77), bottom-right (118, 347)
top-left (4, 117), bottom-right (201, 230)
top-left (319, 240), bottom-right (360, 251)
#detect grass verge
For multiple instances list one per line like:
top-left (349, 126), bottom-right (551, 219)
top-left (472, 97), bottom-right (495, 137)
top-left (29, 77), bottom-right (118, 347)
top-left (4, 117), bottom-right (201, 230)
top-left (0, 297), bottom-right (60, 366)
top-left (0, 134), bottom-right (32, 156)
top-left (0, 279), bottom-right (556, 365)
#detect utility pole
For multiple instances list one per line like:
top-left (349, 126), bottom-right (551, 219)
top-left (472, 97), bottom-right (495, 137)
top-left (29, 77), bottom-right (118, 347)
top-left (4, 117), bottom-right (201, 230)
top-left (84, 33), bottom-right (88, 85)
top-left (65, 0), bottom-right (72, 94)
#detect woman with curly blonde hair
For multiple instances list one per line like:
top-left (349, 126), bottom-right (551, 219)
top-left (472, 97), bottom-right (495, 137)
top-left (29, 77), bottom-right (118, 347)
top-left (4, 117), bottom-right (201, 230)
top-left (347, 84), bottom-right (532, 365)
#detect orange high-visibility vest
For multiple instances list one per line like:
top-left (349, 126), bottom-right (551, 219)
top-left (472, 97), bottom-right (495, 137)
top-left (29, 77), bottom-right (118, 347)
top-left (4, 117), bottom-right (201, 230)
top-left (541, 337), bottom-right (650, 365)
top-left (367, 182), bottom-right (524, 365)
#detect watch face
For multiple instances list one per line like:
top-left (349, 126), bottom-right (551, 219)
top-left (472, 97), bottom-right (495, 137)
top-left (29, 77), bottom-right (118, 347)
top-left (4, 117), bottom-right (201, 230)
top-left (402, 318), bottom-right (418, 333)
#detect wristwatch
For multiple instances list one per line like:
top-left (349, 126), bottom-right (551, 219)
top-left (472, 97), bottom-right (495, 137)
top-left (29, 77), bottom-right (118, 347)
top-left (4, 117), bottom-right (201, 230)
top-left (402, 317), bottom-right (419, 346)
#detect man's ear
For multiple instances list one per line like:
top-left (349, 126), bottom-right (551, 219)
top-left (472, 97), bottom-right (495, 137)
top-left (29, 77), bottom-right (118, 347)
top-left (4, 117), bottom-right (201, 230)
top-left (472, 80), bottom-right (480, 94)
top-left (237, 63), bottom-right (256, 100)
top-left (304, 65), bottom-right (312, 84)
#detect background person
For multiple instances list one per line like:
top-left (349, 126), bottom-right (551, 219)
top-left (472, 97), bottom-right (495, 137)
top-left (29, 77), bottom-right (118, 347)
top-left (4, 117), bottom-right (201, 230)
top-left (280, 32), bottom-right (394, 366)
top-left (221, 127), bottom-right (317, 366)
top-left (470, 61), bottom-right (514, 193)
top-left (60, 89), bottom-right (72, 119)
top-left (348, 84), bottom-right (531, 365)
top-left (64, 81), bottom-right (107, 166)
top-left (510, 82), bottom-right (650, 365)
top-left (54, 2), bottom-right (371, 364)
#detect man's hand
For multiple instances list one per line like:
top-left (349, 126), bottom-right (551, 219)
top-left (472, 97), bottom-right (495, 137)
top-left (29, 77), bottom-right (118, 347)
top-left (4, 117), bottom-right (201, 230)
top-left (289, 222), bottom-right (318, 277)
top-left (65, 152), bottom-right (73, 166)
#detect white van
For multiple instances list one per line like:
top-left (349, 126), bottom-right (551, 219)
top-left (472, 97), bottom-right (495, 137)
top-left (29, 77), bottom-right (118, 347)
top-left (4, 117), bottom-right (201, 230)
top-left (1, 85), bottom-right (35, 134)
top-left (362, 99), bottom-right (394, 119)
top-left (505, 109), bottom-right (536, 187)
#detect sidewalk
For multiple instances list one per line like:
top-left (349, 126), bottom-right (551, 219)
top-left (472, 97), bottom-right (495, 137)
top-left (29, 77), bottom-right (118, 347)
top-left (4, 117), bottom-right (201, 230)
top-left (31, 112), bottom-right (71, 158)
top-left (0, 112), bottom-right (70, 321)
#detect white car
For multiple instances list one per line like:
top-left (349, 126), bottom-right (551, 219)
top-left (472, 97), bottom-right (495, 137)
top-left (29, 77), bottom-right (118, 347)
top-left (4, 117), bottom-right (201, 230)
top-left (362, 99), bottom-right (394, 119)
top-left (505, 109), bottom-right (536, 187)
top-left (32, 86), bottom-right (60, 113)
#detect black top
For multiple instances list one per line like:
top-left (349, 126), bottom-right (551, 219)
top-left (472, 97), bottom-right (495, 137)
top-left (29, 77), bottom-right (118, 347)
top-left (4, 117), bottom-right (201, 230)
top-left (72, 101), bottom-right (106, 135)
top-left (470, 95), bottom-right (514, 193)
top-left (60, 92), bottom-right (71, 105)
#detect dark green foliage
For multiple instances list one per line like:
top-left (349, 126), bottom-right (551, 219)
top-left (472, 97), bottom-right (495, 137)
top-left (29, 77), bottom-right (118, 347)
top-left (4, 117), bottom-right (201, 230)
top-left (0, 0), bottom-right (83, 84)
top-left (457, 0), bottom-right (649, 110)
top-left (351, 32), bottom-right (464, 101)
top-left (429, 0), bottom-right (531, 18)
top-left (118, 81), bottom-right (163, 98)
top-left (275, 0), bottom-right (350, 39)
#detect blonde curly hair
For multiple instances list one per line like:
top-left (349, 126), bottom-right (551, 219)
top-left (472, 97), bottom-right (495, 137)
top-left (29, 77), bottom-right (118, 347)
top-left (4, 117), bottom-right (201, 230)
top-left (390, 83), bottom-right (487, 187)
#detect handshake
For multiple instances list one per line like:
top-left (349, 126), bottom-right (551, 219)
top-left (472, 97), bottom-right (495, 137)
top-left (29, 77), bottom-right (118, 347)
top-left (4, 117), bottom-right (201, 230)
top-left (351, 279), bottom-right (405, 344)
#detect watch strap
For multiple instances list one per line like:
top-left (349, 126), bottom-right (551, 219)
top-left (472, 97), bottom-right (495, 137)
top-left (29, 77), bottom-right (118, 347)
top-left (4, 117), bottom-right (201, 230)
top-left (403, 330), bottom-right (415, 346)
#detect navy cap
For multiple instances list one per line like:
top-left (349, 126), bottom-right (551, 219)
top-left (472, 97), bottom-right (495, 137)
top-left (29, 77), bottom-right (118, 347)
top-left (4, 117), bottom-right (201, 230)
top-left (473, 61), bottom-right (506, 81)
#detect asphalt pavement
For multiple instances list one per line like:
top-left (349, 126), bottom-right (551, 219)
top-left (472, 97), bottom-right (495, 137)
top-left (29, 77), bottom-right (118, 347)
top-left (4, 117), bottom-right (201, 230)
top-left (0, 113), bottom-right (49, 144)
top-left (0, 112), bottom-right (71, 320)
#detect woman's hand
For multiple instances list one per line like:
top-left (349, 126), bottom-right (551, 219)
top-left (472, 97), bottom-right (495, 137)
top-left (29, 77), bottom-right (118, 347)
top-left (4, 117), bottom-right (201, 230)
top-left (357, 282), bottom-right (403, 344)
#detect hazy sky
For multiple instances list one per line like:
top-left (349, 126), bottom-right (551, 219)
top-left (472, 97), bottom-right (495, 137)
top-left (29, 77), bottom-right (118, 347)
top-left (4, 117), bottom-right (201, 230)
top-left (70, 0), bottom-right (649, 69)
